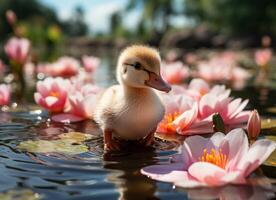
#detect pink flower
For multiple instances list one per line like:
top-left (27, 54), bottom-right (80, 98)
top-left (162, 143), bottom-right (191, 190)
top-left (141, 128), bottom-right (276, 188)
top-left (196, 61), bottom-right (230, 82)
top-left (38, 57), bottom-right (80, 78)
top-left (247, 110), bottom-right (261, 140)
top-left (162, 62), bottom-right (190, 84)
top-left (51, 92), bottom-right (97, 123)
top-left (34, 77), bottom-right (71, 113)
top-left (199, 85), bottom-right (250, 125)
top-left (6, 10), bottom-right (17, 25)
top-left (0, 84), bottom-right (11, 106)
top-left (4, 37), bottom-right (30, 64)
top-left (194, 52), bottom-right (250, 85)
top-left (230, 67), bottom-right (250, 89)
top-left (51, 83), bottom-right (102, 123)
top-left (186, 78), bottom-right (210, 100)
top-left (255, 49), bottom-right (272, 67)
top-left (157, 90), bottom-right (212, 135)
top-left (82, 55), bottom-right (100, 73)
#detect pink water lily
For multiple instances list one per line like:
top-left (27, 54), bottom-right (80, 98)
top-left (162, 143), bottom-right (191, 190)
top-left (255, 49), bottom-right (272, 67)
top-left (158, 90), bottom-right (212, 135)
top-left (52, 92), bottom-right (97, 123)
top-left (34, 77), bottom-right (71, 113)
top-left (38, 57), bottom-right (80, 78)
top-left (4, 37), bottom-right (30, 64)
top-left (6, 10), bottom-right (17, 25)
top-left (162, 61), bottom-right (190, 84)
top-left (82, 55), bottom-right (100, 73)
top-left (0, 84), bottom-right (11, 106)
top-left (199, 85), bottom-right (250, 125)
top-left (141, 128), bottom-right (276, 188)
top-left (51, 83), bottom-right (101, 123)
top-left (186, 78), bottom-right (210, 100)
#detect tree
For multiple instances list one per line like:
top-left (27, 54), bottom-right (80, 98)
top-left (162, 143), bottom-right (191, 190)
top-left (184, 0), bottom-right (276, 36)
top-left (62, 6), bottom-right (88, 37)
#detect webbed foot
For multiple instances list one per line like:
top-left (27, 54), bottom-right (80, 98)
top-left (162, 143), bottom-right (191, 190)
top-left (139, 128), bottom-right (156, 146)
top-left (104, 129), bottom-right (120, 151)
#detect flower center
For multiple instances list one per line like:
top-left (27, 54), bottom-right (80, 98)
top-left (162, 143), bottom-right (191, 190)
top-left (158, 111), bottom-right (180, 133)
top-left (199, 148), bottom-right (227, 169)
top-left (50, 91), bottom-right (60, 98)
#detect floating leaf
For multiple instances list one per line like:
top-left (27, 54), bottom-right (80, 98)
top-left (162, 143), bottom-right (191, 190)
top-left (263, 136), bottom-right (276, 167)
top-left (58, 132), bottom-right (93, 142)
top-left (266, 107), bottom-right (276, 114)
top-left (261, 119), bottom-right (276, 130)
top-left (0, 189), bottom-right (41, 200)
top-left (18, 139), bottom-right (89, 155)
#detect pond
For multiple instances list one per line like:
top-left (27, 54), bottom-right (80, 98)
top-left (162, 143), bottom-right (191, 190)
top-left (0, 50), bottom-right (276, 200)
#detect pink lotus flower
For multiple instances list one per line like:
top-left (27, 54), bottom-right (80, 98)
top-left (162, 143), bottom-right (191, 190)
top-left (52, 92), bottom-right (97, 123)
top-left (199, 85), bottom-right (250, 125)
top-left (6, 10), bottom-right (17, 25)
top-left (34, 77), bottom-right (71, 113)
top-left (4, 37), bottom-right (30, 64)
top-left (162, 62), bottom-right (190, 84)
top-left (158, 90), bottom-right (212, 135)
top-left (0, 84), bottom-right (11, 106)
top-left (82, 55), bottom-right (100, 73)
top-left (51, 83), bottom-right (102, 123)
top-left (247, 110), bottom-right (261, 140)
top-left (255, 49), bottom-right (272, 67)
top-left (38, 57), bottom-right (80, 78)
top-left (186, 78), bottom-right (210, 100)
top-left (230, 67), bottom-right (250, 90)
top-left (141, 128), bottom-right (276, 188)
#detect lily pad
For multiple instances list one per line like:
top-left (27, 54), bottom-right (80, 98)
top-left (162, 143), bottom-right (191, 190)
top-left (0, 189), bottom-right (41, 200)
top-left (264, 136), bottom-right (276, 167)
top-left (58, 131), bottom-right (93, 142)
top-left (261, 119), bottom-right (276, 130)
top-left (266, 107), bottom-right (276, 114)
top-left (17, 132), bottom-right (92, 155)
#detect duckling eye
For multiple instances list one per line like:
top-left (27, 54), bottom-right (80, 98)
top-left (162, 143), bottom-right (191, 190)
top-left (133, 62), bottom-right (142, 70)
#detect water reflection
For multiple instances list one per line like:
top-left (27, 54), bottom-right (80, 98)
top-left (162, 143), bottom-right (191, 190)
top-left (184, 184), bottom-right (275, 200)
top-left (103, 149), bottom-right (158, 200)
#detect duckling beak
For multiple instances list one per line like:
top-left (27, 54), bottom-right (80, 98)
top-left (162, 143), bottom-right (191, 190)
top-left (145, 72), bottom-right (171, 93)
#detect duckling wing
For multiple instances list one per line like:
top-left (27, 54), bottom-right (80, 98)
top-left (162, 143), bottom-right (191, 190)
top-left (93, 85), bottom-right (122, 128)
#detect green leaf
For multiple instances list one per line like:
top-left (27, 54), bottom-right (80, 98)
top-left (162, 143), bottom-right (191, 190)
top-left (261, 119), bottom-right (276, 130)
top-left (0, 189), bottom-right (41, 200)
top-left (58, 132), bottom-right (93, 142)
top-left (263, 136), bottom-right (276, 167)
top-left (17, 132), bottom-right (92, 155)
top-left (212, 113), bottom-right (225, 133)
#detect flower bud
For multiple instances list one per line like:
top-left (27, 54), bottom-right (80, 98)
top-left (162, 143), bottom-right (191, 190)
top-left (6, 10), bottom-right (17, 25)
top-left (247, 109), bottom-right (261, 140)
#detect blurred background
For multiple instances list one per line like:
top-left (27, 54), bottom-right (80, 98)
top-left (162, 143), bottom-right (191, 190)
top-left (0, 0), bottom-right (276, 97)
top-left (1, 0), bottom-right (276, 60)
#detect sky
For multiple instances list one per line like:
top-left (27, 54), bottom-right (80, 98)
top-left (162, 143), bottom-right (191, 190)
top-left (39, 0), bottom-right (141, 34)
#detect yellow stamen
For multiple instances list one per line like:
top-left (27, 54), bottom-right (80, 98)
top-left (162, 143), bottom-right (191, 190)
top-left (158, 111), bottom-right (180, 133)
top-left (199, 148), bottom-right (228, 169)
top-left (50, 91), bottom-right (60, 98)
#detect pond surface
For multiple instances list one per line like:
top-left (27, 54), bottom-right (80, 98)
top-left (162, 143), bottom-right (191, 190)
top-left (0, 54), bottom-right (276, 200)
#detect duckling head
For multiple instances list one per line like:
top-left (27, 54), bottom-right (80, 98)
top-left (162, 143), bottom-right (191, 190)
top-left (116, 45), bottom-right (171, 92)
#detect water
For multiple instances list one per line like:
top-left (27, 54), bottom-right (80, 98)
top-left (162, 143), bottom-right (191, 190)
top-left (0, 54), bottom-right (276, 200)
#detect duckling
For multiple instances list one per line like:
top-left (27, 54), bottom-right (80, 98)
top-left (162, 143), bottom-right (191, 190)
top-left (94, 45), bottom-right (171, 151)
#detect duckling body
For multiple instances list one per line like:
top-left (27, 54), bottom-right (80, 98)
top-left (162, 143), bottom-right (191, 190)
top-left (95, 85), bottom-right (164, 140)
top-left (94, 45), bottom-right (171, 150)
